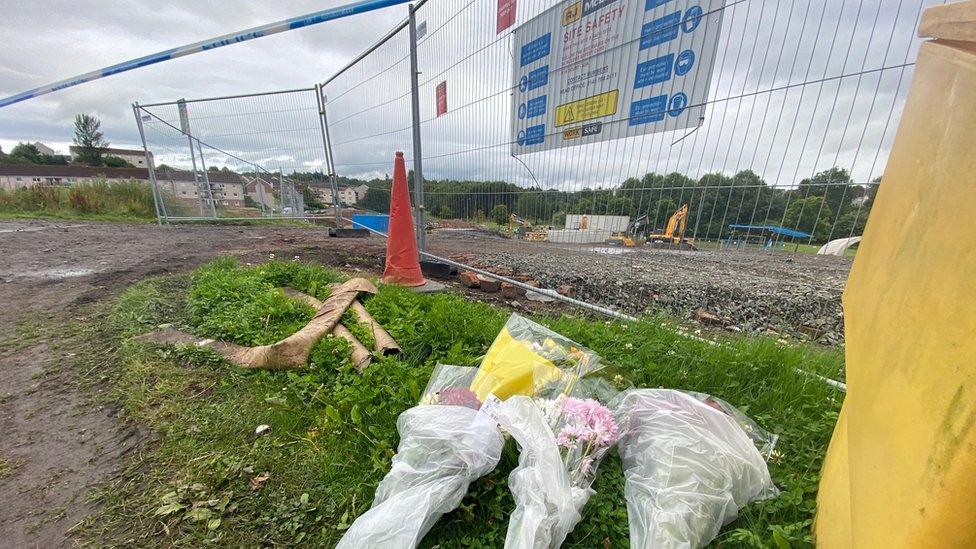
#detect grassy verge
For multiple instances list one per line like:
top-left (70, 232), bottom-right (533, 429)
top-left (0, 181), bottom-right (157, 221)
top-left (694, 239), bottom-right (857, 257)
top-left (79, 258), bottom-right (843, 547)
top-left (0, 211), bottom-right (155, 223)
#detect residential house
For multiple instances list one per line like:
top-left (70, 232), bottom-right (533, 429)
top-left (154, 167), bottom-right (245, 207)
top-left (312, 184), bottom-right (369, 206)
top-left (0, 164), bottom-right (245, 207)
top-left (243, 176), bottom-right (276, 210)
top-left (31, 142), bottom-right (58, 156)
top-left (69, 146), bottom-right (153, 168)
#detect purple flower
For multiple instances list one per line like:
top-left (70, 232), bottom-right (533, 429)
top-left (555, 397), bottom-right (619, 449)
top-left (437, 387), bottom-right (482, 410)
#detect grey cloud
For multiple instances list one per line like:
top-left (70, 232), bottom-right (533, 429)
top-left (0, 0), bottom-right (945, 192)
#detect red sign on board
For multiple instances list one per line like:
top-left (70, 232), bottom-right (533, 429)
top-left (436, 81), bottom-right (447, 116)
top-left (496, 0), bottom-right (516, 34)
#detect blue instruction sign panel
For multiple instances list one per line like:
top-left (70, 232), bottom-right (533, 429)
top-left (526, 95), bottom-right (548, 118)
top-left (511, 0), bottom-right (725, 153)
top-left (640, 11), bottom-right (682, 49)
top-left (629, 95), bottom-right (668, 125)
top-left (519, 33), bottom-right (552, 67)
top-left (634, 54), bottom-right (674, 88)
top-left (527, 66), bottom-right (549, 90)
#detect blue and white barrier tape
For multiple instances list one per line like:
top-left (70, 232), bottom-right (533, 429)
top-left (0, 0), bottom-right (412, 108)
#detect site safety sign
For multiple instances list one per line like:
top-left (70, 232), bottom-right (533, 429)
top-left (511, 0), bottom-right (725, 154)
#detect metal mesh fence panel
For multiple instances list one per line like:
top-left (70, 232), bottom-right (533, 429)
top-left (134, 88), bottom-right (327, 221)
top-left (309, 0), bottom-right (947, 344)
top-left (321, 0), bottom-right (942, 254)
top-left (127, 0), bottom-right (947, 343)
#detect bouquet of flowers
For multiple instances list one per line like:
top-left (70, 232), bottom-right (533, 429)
top-left (496, 392), bottom-right (621, 548)
top-left (614, 389), bottom-right (778, 549)
top-left (337, 364), bottom-right (504, 549)
top-left (469, 313), bottom-right (601, 402)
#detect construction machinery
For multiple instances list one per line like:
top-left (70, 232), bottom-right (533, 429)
top-left (604, 216), bottom-right (644, 247)
top-left (508, 213), bottom-right (548, 242)
top-left (605, 205), bottom-right (696, 250)
top-left (646, 204), bottom-right (696, 250)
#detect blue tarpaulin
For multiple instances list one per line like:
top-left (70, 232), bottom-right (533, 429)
top-left (351, 214), bottom-right (389, 234)
top-left (727, 224), bottom-right (811, 239)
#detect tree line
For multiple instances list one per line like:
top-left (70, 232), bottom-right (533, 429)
top-left (351, 167), bottom-right (878, 243)
top-left (0, 114), bottom-right (135, 168)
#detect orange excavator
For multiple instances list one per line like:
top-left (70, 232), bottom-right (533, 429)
top-left (645, 204), bottom-right (696, 250)
top-left (606, 204), bottom-right (696, 250)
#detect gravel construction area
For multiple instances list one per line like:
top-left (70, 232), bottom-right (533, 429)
top-left (428, 229), bottom-right (852, 345)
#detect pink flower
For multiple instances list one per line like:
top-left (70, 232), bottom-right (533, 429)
top-left (437, 387), bottom-right (482, 410)
top-left (555, 397), bottom-right (619, 449)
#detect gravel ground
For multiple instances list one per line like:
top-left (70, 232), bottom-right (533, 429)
top-left (429, 230), bottom-right (851, 344)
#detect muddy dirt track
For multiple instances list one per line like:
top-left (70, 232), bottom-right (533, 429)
top-left (0, 220), bottom-right (389, 547)
top-left (0, 219), bottom-right (851, 546)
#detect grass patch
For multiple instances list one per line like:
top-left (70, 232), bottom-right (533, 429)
top-left (81, 258), bottom-right (843, 547)
top-left (0, 454), bottom-right (24, 479)
top-left (0, 181), bottom-right (158, 221)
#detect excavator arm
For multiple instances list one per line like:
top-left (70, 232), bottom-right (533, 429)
top-left (663, 205), bottom-right (689, 240)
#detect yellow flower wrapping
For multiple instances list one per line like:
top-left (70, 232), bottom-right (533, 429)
top-left (470, 328), bottom-right (564, 401)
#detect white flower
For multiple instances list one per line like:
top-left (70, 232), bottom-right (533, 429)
top-left (534, 395), bottom-right (566, 427)
top-left (269, 253), bottom-right (276, 259)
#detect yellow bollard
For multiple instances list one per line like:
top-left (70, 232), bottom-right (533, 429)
top-left (816, 2), bottom-right (976, 547)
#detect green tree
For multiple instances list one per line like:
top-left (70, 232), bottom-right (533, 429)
top-left (1, 143), bottom-right (67, 166)
top-left (650, 198), bottom-right (678, 228)
top-left (73, 114), bottom-right (109, 166)
top-left (551, 211), bottom-right (567, 228)
top-left (490, 203), bottom-right (509, 225)
top-left (10, 142), bottom-right (42, 163)
top-left (831, 209), bottom-right (868, 239)
top-left (302, 186), bottom-right (326, 209)
top-left (797, 167), bottom-right (854, 221)
top-left (784, 196), bottom-right (833, 242)
top-left (514, 191), bottom-right (547, 219)
top-left (607, 196), bottom-right (634, 217)
top-left (102, 156), bottom-right (134, 168)
top-left (360, 183), bottom-right (391, 213)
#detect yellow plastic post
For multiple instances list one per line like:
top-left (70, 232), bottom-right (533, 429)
top-left (816, 2), bottom-right (976, 547)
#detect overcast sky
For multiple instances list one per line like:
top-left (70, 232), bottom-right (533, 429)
top-left (0, 0), bottom-right (944, 191)
top-left (0, 0), bottom-right (406, 154)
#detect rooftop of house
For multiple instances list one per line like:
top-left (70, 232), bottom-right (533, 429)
top-left (0, 164), bottom-right (243, 184)
top-left (68, 146), bottom-right (152, 157)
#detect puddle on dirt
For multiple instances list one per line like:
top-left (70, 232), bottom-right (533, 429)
top-left (22, 267), bottom-right (97, 280)
top-left (590, 246), bottom-right (633, 255)
top-left (0, 223), bottom-right (87, 234)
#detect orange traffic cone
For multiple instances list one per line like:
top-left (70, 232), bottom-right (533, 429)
top-left (381, 152), bottom-right (426, 287)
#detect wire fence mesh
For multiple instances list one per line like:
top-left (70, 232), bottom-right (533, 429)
top-left (129, 0), bottom-right (945, 343)
top-left (320, 0), bottom-right (940, 255)
top-left (134, 88), bottom-right (335, 221)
